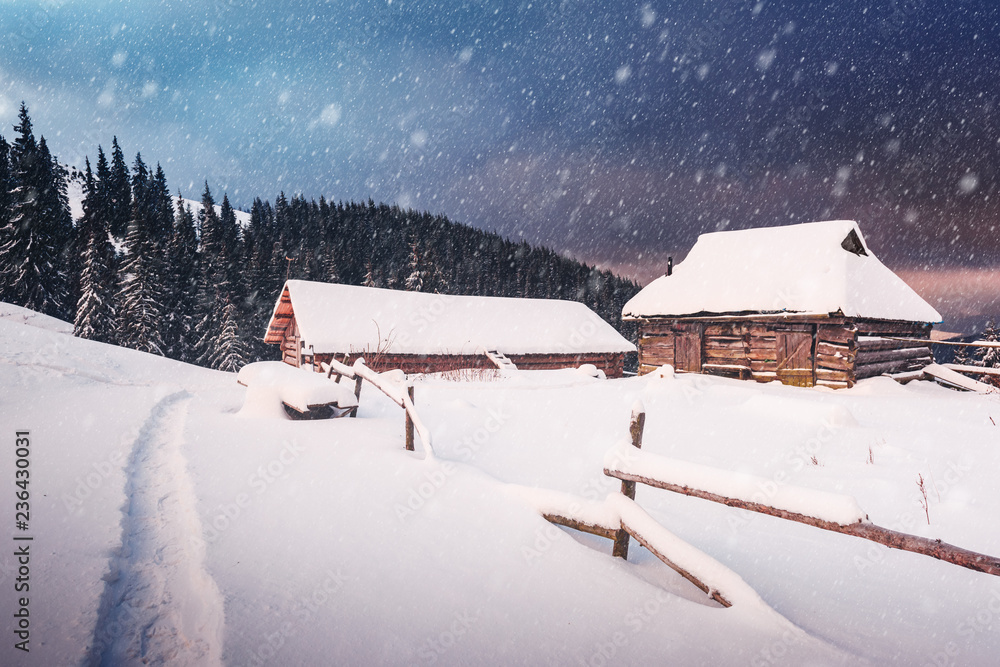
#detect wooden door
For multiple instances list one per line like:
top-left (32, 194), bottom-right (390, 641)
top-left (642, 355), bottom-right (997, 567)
top-left (775, 329), bottom-right (814, 387)
top-left (674, 330), bottom-right (702, 373)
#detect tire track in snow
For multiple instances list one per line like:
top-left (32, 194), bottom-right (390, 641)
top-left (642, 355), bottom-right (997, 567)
top-left (87, 390), bottom-right (225, 667)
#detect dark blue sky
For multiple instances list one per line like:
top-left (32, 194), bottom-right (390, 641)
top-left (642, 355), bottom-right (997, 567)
top-left (2, 1), bottom-right (1000, 327)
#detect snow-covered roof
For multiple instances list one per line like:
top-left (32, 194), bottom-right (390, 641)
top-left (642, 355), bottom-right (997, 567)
top-left (266, 280), bottom-right (635, 356)
top-left (622, 220), bottom-right (941, 323)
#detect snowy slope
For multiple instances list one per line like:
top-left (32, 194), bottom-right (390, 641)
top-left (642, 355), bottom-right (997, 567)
top-left (66, 179), bottom-right (251, 227)
top-left (174, 196), bottom-right (252, 228)
top-left (2, 304), bottom-right (999, 666)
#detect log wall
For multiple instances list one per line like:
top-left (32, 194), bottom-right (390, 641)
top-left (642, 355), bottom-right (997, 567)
top-left (853, 320), bottom-right (932, 380)
top-left (636, 316), bottom-right (933, 389)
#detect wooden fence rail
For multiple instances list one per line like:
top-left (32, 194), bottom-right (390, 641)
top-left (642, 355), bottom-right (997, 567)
top-left (541, 404), bottom-right (1000, 607)
top-left (605, 408), bottom-right (1000, 578)
top-left (334, 358), bottom-right (433, 457)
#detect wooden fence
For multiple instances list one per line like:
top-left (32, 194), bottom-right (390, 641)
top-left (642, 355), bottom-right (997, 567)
top-left (542, 405), bottom-right (1000, 607)
top-left (321, 357), bottom-right (433, 456)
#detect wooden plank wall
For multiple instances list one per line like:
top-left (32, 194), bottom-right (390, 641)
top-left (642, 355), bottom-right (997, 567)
top-left (702, 323), bottom-right (750, 379)
top-left (637, 321), bottom-right (676, 374)
top-left (747, 324), bottom-right (779, 383)
top-left (313, 352), bottom-right (628, 377)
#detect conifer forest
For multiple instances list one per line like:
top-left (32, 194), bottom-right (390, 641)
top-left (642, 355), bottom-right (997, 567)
top-left (0, 104), bottom-right (641, 371)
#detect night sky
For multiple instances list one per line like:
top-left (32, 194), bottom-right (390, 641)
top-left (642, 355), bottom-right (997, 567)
top-left (2, 1), bottom-right (999, 330)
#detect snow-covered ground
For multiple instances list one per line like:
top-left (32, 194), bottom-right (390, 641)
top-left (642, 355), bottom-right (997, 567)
top-left (2, 302), bottom-right (1000, 666)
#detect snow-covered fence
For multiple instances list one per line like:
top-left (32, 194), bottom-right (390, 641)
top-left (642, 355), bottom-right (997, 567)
top-left (322, 356), bottom-right (434, 455)
top-left (602, 407), bottom-right (1000, 579)
top-left (540, 402), bottom-right (742, 607)
top-left (320, 358), bottom-right (364, 417)
top-left (346, 358), bottom-right (434, 458)
top-left (538, 403), bottom-right (1000, 608)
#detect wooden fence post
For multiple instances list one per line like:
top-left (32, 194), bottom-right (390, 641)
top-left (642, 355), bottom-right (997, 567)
top-left (350, 375), bottom-right (363, 418)
top-left (613, 404), bottom-right (645, 559)
top-left (405, 385), bottom-right (415, 451)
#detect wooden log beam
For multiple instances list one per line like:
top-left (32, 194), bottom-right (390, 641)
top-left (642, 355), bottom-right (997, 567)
top-left (856, 320), bottom-right (931, 336)
top-left (816, 341), bottom-right (854, 357)
top-left (855, 347), bottom-right (932, 365)
top-left (703, 324), bottom-right (744, 336)
top-left (703, 347), bottom-right (750, 359)
top-left (856, 357), bottom-right (932, 379)
top-left (815, 368), bottom-right (851, 382)
top-left (620, 522), bottom-right (732, 608)
top-left (815, 355), bottom-right (854, 372)
top-left (816, 326), bottom-right (858, 345)
top-left (702, 337), bottom-right (746, 348)
top-left (857, 337), bottom-right (928, 352)
top-left (603, 469), bottom-right (1000, 577)
top-left (542, 513), bottom-right (618, 540)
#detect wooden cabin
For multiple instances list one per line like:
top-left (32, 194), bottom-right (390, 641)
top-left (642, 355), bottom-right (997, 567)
top-left (622, 220), bottom-right (941, 389)
top-left (264, 280), bottom-right (636, 377)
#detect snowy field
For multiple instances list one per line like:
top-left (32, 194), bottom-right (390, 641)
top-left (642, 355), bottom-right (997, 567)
top-left (2, 302), bottom-right (1000, 666)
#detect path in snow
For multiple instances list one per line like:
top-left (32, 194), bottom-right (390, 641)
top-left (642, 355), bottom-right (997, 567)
top-left (87, 391), bottom-right (225, 667)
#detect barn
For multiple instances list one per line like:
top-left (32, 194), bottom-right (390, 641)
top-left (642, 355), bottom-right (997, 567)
top-left (622, 220), bottom-right (942, 389)
top-left (264, 280), bottom-right (636, 377)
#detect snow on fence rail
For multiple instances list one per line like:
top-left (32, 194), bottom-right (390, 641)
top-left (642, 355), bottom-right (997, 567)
top-left (537, 403), bottom-right (1000, 608)
top-left (321, 358), bottom-right (364, 417)
top-left (532, 403), bottom-right (753, 607)
top-left (601, 406), bottom-right (1000, 578)
top-left (328, 358), bottom-right (435, 458)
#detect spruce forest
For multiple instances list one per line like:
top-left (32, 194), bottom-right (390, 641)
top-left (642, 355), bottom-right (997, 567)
top-left (0, 104), bottom-right (641, 371)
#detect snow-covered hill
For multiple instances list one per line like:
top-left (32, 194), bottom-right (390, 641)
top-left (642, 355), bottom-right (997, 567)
top-left (67, 178), bottom-right (252, 227)
top-left (2, 303), bottom-right (999, 665)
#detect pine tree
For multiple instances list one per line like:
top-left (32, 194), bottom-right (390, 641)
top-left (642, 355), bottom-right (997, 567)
top-left (208, 297), bottom-right (249, 372)
top-left (162, 197), bottom-right (199, 361)
top-left (115, 153), bottom-right (164, 354)
top-left (324, 247), bottom-right (340, 284)
top-left (243, 198), bottom-right (279, 361)
top-left (0, 136), bottom-right (13, 289)
top-left (38, 136), bottom-right (74, 319)
top-left (149, 164), bottom-right (174, 247)
top-left (193, 183), bottom-right (227, 365)
top-left (129, 153), bottom-right (152, 238)
top-left (218, 193), bottom-right (242, 290)
top-left (108, 137), bottom-right (131, 239)
top-left (74, 158), bottom-right (117, 343)
top-left (953, 339), bottom-right (972, 367)
top-left (980, 320), bottom-right (1000, 369)
top-left (116, 220), bottom-right (164, 354)
top-left (404, 240), bottom-right (423, 292)
top-left (0, 103), bottom-right (71, 319)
